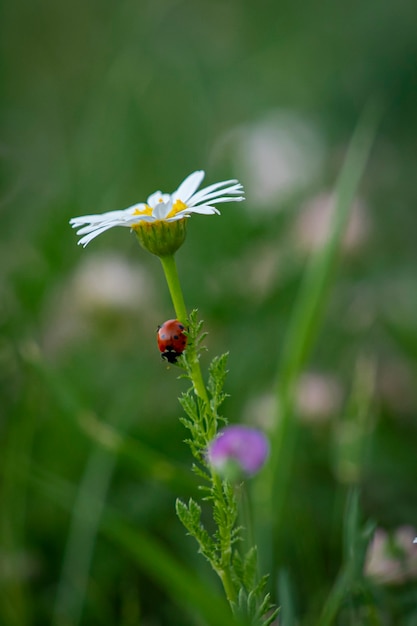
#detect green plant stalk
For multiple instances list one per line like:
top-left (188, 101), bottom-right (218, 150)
top-left (159, 253), bottom-right (237, 606)
top-left (159, 254), bottom-right (208, 402)
top-left (217, 554), bottom-right (238, 605)
top-left (212, 473), bottom-right (237, 605)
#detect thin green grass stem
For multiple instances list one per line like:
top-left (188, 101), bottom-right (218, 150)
top-left (255, 104), bottom-right (381, 579)
top-left (53, 447), bottom-right (116, 626)
top-left (236, 482), bottom-right (254, 554)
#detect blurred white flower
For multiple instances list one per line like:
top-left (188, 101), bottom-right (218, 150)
top-left (243, 392), bottom-right (276, 431)
top-left (230, 110), bottom-right (325, 210)
top-left (209, 242), bottom-right (282, 301)
top-left (243, 371), bottom-right (342, 431)
top-left (70, 170), bottom-right (244, 247)
top-left (71, 253), bottom-right (150, 313)
top-left (365, 526), bottom-right (417, 584)
top-left (296, 371), bottom-right (343, 423)
top-left (294, 192), bottom-right (370, 255)
top-left (42, 253), bottom-right (155, 355)
top-left (376, 359), bottom-right (416, 415)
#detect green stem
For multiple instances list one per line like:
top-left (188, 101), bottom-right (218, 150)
top-left (218, 568), bottom-right (237, 606)
top-left (213, 473), bottom-right (237, 605)
top-left (159, 254), bottom-right (237, 606)
top-left (159, 255), bottom-right (188, 325)
top-left (159, 254), bottom-right (208, 402)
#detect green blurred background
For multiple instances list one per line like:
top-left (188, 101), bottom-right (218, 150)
top-left (1, 0), bottom-right (417, 624)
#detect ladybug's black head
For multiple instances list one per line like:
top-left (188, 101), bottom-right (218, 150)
top-left (162, 347), bottom-right (180, 364)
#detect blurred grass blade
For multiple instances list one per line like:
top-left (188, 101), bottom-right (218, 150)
top-left (255, 104), bottom-right (381, 576)
top-left (279, 102), bottom-right (381, 392)
top-left (20, 344), bottom-right (201, 623)
top-left (319, 565), bottom-right (351, 626)
top-left (52, 446), bottom-right (117, 626)
top-left (318, 489), bottom-right (359, 626)
top-left (278, 569), bottom-right (296, 626)
top-left (383, 318), bottom-right (417, 363)
top-left (78, 411), bottom-right (197, 494)
top-left (0, 378), bottom-right (38, 626)
top-left (104, 516), bottom-right (238, 626)
top-left (28, 465), bottom-right (237, 626)
top-left (332, 356), bottom-right (376, 485)
top-left (319, 488), bottom-right (376, 625)
top-left (343, 487), bottom-right (360, 564)
top-left (21, 343), bottom-right (196, 493)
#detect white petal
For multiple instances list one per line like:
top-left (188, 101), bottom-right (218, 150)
top-left (75, 214), bottom-right (156, 242)
top-left (147, 191), bottom-right (170, 208)
top-left (190, 188), bottom-right (244, 206)
top-left (173, 171), bottom-right (205, 202)
top-left (190, 178), bottom-right (239, 198)
top-left (165, 214), bottom-right (191, 222)
top-left (70, 209), bottom-right (128, 226)
top-left (197, 195), bottom-right (245, 205)
top-left (75, 218), bottom-right (132, 235)
top-left (70, 205), bottom-right (146, 228)
top-left (152, 201), bottom-right (172, 220)
top-left (190, 181), bottom-right (244, 205)
top-left (77, 223), bottom-right (123, 247)
top-left (124, 214), bottom-right (156, 225)
top-left (73, 209), bottom-right (140, 233)
top-left (181, 205), bottom-right (220, 216)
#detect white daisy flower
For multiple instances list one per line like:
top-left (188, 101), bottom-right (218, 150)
top-left (70, 170), bottom-right (244, 248)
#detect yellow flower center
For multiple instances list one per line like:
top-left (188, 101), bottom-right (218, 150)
top-left (132, 198), bottom-right (187, 221)
top-left (166, 199), bottom-right (187, 219)
top-left (133, 205), bottom-right (153, 217)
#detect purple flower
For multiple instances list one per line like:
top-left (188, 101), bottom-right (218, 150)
top-left (207, 425), bottom-right (269, 479)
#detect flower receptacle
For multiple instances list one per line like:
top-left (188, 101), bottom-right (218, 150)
top-left (133, 218), bottom-right (187, 257)
top-left (132, 218), bottom-right (187, 257)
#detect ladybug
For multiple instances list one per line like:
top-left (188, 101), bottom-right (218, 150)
top-left (157, 319), bottom-right (187, 364)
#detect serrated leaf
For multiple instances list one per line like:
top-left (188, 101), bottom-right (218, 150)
top-left (247, 588), bottom-right (258, 615)
top-left (231, 551), bottom-right (244, 589)
top-left (193, 465), bottom-right (211, 482)
top-left (208, 353), bottom-right (230, 413)
top-left (179, 392), bottom-right (198, 419)
top-left (256, 592), bottom-right (273, 618)
top-left (176, 498), bottom-right (218, 565)
top-left (175, 498), bottom-right (195, 528)
top-left (242, 546), bottom-right (258, 589)
top-left (262, 607), bottom-right (280, 626)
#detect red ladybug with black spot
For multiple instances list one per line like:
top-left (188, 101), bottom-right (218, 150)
top-left (157, 319), bottom-right (187, 364)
